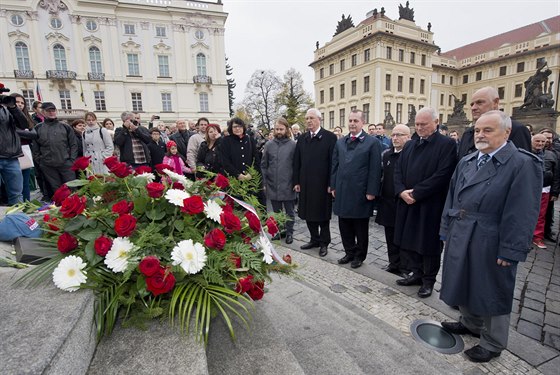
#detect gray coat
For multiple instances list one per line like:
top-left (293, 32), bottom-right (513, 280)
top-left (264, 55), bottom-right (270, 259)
top-left (330, 132), bottom-right (382, 218)
top-left (439, 141), bottom-right (542, 316)
top-left (261, 137), bottom-right (296, 201)
top-left (83, 125), bottom-right (114, 174)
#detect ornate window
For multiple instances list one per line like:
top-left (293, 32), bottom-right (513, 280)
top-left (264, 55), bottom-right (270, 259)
top-left (131, 92), bottom-right (143, 111)
top-left (158, 55), bottom-right (170, 77)
top-left (127, 53), bottom-right (140, 76)
top-left (196, 53), bottom-right (207, 76)
top-left (11, 14), bottom-right (24, 26)
top-left (53, 44), bottom-right (68, 70)
top-left (161, 93), bottom-right (172, 112)
top-left (89, 46), bottom-right (102, 74)
top-left (199, 92), bottom-right (208, 112)
top-left (94, 91), bottom-right (106, 111)
top-left (50, 17), bottom-right (63, 29)
top-left (15, 42), bottom-right (31, 71)
top-left (86, 20), bottom-right (98, 32)
top-left (195, 30), bottom-right (204, 40)
top-left (59, 90), bottom-right (71, 109)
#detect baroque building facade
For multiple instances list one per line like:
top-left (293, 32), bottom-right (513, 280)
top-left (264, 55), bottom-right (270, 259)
top-left (311, 5), bottom-right (559, 131)
top-left (0, 0), bottom-right (229, 125)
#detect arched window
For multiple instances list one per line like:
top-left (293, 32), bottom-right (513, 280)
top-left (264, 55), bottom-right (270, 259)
top-left (89, 46), bottom-right (102, 74)
top-left (196, 53), bottom-right (207, 76)
top-left (53, 44), bottom-right (67, 70)
top-left (15, 42), bottom-right (31, 71)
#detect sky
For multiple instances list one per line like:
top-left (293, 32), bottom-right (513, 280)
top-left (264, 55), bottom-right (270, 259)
top-left (222, 0), bottom-right (559, 105)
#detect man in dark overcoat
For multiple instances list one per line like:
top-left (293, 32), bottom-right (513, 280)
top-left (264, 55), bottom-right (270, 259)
top-left (393, 107), bottom-right (457, 298)
top-left (330, 110), bottom-right (382, 269)
top-left (293, 108), bottom-right (337, 257)
top-left (375, 124), bottom-right (411, 275)
top-left (439, 110), bottom-right (541, 363)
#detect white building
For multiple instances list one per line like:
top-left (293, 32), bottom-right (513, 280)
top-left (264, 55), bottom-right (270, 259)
top-left (0, 0), bottom-right (230, 125)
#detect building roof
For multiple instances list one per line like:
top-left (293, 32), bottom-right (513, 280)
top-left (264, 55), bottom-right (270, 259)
top-left (441, 15), bottom-right (560, 60)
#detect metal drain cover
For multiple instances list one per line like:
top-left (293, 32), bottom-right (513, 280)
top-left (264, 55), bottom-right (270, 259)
top-left (410, 319), bottom-right (464, 354)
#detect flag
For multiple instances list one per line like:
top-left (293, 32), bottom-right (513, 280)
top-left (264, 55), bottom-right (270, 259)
top-left (80, 81), bottom-right (86, 106)
top-left (36, 81), bottom-right (42, 101)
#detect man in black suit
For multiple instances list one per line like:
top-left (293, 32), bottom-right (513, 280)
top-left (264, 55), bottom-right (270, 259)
top-left (394, 107), bottom-right (458, 298)
top-left (458, 86), bottom-right (531, 158)
top-left (293, 108), bottom-right (337, 257)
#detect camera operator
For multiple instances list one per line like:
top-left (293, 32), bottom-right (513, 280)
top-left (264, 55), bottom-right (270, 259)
top-left (0, 84), bottom-right (32, 205)
top-left (114, 111), bottom-right (152, 168)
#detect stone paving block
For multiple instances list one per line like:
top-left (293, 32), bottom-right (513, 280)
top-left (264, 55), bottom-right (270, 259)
top-left (547, 290), bottom-right (560, 301)
top-left (511, 299), bottom-right (521, 313)
top-left (538, 355), bottom-right (560, 375)
top-left (548, 300), bottom-right (560, 315)
top-left (517, 320), bottom-right (542, 340)
top-left (522, 298), bottom-right (545, 312)
top-left (525, 289), bottom-right (546, 302)
top-left (549, 283), bottom-right (560, 293)
top-left (544, 312), bottom-right (560, 327)
top-left (544, 324), bottom-right (560, 336)
top-left (543, 332), bottom-right (560, 351)
top-left (520, 308), bottom-right (545, 325)
top-left (528, 273), bottom-right (551, 286)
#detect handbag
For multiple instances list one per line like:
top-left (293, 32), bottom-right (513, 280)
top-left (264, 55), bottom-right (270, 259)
top-left (18, 145), bottom-right (34, 170)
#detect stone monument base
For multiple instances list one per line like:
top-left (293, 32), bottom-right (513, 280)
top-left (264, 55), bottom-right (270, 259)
top-left (512, 107), bottom-right (559, 133)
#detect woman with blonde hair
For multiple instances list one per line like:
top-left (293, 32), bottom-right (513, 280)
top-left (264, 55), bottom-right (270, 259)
top-left (83, 112), bottom-right (113, 174)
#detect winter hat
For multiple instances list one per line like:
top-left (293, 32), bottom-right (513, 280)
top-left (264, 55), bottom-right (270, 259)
top-left (166, 140), bottom-right (177, 150)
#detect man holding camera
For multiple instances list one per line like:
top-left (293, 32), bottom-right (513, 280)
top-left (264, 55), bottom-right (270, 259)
top-left (0, 86), bottom-right (30, 204)
top-left (114, 111), bottom-right (152, 168)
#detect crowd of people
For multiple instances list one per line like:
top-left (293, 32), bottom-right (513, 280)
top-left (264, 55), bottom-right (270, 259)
top-left (0, 85), bottom-right (554, 363)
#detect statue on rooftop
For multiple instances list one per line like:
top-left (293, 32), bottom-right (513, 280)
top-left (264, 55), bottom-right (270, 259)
top-left (398, 1), bottom-right (415, 22)
top-left (333, 14), bottom-right (355, 37)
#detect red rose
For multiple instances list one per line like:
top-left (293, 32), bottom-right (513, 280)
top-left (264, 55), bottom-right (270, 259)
top-left (172, 182), bottom-right (184, 190)
top-left (146, 182), bottom-right (165, 198)
top-left (204, 228), bottom-right (226, 250)
top-left (110, 162), bottom-right (132, 178)
top-left (155, 163), bottom-right (173, 174)
top-left (145, 268), bottom-right (176, 296)
top-left (43, 214), bottom-right (60, 231)
top-left (60, 194), bottom-right (87, 218)
top-left (247, 281), bottom-right (265, 300)
top-left (114, 214), bottom-right (137, 237)
top-left (230, 253), bottom-right (241, 268)
top-left (266, 217), bottom-right (279, 236)
top-left (94, 235), bottom-right (113, 257)
top-left (57, 232), bottom-right (78, 253)
top-left (103, 155), bottom-right (119, 169)
top-left (71, 156), bottom-right (91, 171)
top-left (182, 196), bottom-right (204, 215)
top-left (220, 210), bottom-right (241, 233)
top-left (139, 256), bottom-right (161, 276)
top-left (214, 174), bottom-right (230, 189)
top-left (244, 211), bottom-right (261, 233)
top-left (240, 233), bottom-right (252, 244)
top-left (235, 274), bottom-right (254, 294)
top-left (111, 200), bottom-right (134, 216)
top-left (134, 166), bottom-right (152, 175)
top-left (282, 254), bottom-right (292, 264)
top-left (52, 184), bottom-right (71, 206)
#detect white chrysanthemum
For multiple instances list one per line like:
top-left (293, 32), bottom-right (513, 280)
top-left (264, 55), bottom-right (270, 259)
top-left (257, 235), bottom-right (274, 264)
top-left (204, 199), bottom-right (222, 223)
top-left (165, 189), bottom-right (191, 206)
top-left (104, 237), bottom-right (134, 273)
top-left (163, 169), bottom-right (190, 186)
top-left (92, 195), bottom-right (102, 203)
top-left (134, 172), bottom-right (156, 182)
top-left (52, 255), bottom-right (88, 292)
top-left (171, 239), bottom-right (207, 274)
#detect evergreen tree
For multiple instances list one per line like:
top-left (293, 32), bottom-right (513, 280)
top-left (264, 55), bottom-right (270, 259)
top-left (225, 57), bottom-right (236, 118)
top-left (333, 14), bottom-right (354, 37)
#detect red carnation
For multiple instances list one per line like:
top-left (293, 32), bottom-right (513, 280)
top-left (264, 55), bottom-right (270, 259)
top-left (244, 211), bottom-right (261, 233)
top-left (43, 214), bottom-right (60, 231)
top-left (247, 281), bottom-right (265, 301)
top-left (182, 196), bottom-right (204, 215)
top-left (204, 228), bottom-right (226, 250)
top-left (111, 200), bottom-right (134, 216)
top-left (155, 163), bottom-right (173, 174)
top-left (214, 174), bottom-right (230, 189)
top-left (220, 210), bottom-right (241, 233)
top-left (57, 232), bottom-right (78, 253)
top-left (71, 156), bottom-right (91, 171)
top-left (94, 235), bottom-right (113, 257)
top-left (52, 184), bottom-right (71, 206)
top-left (103, 155), bottom-right (119, 169)
top-left (230, 253), bottom-right (241, 268)
top-left (235, 274), bottom-right (254, 294)
top-left (134, 165), bottom-right (152, 175)
top-left (265, 216), bottom-right (279, 236)
top-left (145, 268), bottom-right (175, 296)
top-left (139, 256), bottom-right (161, 276)
top-left (146, 182), bottom-right (165, 198)
top-left (60, 194), bottom-right (87, 219)
top-left (114, 214), bottom-right (137, 237)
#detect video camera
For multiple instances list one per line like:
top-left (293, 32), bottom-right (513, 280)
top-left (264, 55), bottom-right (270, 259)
top-left (0, 82), bottom-right (16, 107)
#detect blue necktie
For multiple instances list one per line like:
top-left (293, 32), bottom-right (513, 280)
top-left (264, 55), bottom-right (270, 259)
top-left (477, 154), bottom-right (491, 170)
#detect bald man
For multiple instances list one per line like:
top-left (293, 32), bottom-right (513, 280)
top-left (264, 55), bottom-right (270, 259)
top-left (458, 87), bottom-right (531, 158)
top-left (375, 124), bottom-right (412, 275)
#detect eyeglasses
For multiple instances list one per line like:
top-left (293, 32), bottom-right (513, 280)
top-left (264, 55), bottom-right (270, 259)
top-left (391, 133), bottom-right (408, 137)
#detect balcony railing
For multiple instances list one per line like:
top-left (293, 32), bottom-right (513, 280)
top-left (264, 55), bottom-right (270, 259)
top-left (46, 70), bottom-right (77, 80)
top-left (87, 72), bottom-right (105, 81)
top-left (57, 109), bottom-right (87, 120)
top-left (14, 70), bottom-right (35, 79)
top-left (193, 75), bottom-right (212, 84)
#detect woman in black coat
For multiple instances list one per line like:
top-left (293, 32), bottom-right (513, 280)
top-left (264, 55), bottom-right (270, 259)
top-left (196, 124), bottom-right (223, 174)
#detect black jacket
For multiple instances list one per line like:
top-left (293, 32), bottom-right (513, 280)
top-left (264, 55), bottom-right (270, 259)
top-left (33, 118), bottom-right (78, 167)
top-left (170, 130), bottom-right (192, 159)
top-left (219, 134), bottom-right (259, 177)
top-left (375, 148), bottom-right (401, 227)
top-left (147, 139), bottom-right (166, 168)
top-left (114, 125), bottom-right (152, 165)
top-left (458, 119), bottom-right (531, 158)
top-left (0, 105), bottom-right (29, 159)
top-left (197, 137), bottom-right (223, 174)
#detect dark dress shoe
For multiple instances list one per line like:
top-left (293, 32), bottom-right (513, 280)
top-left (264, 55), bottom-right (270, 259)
top-left (383, 265), bottom-right (402, 275)
top-left (338, 255), bottom-right (353, 264)
top-left (417, 286), bottom-right (433, 298)
top-left (464, 345), bottom-right (501, 363)
top-left (350, 260), bottom-right (363, 268)
top-left (300, 242), bottom-right (320, 250)
top-left (396, 275), bottom-right (423, 286)
top-left (441, 322), bottom-right (480, 338)
top-left (285, 234), bottom-right (293, 244)
top-left (318, 246), bottom-right (328, 257)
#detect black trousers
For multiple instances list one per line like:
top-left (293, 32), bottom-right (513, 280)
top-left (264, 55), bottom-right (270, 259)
top-left (400, 247), bottom-right (442, 287)
top-left (270, 200), bottom-right (295, 235)
top-left (40, 163), bottom-right (75, 200)
top-left (306, 220), bottom-right (331, 246)
top-left (384, 225), bottom-right (405, 271)
top-left (339, 217), bottom-right (370, 261)
top-left (545, 200), bottom-right (555, 236)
